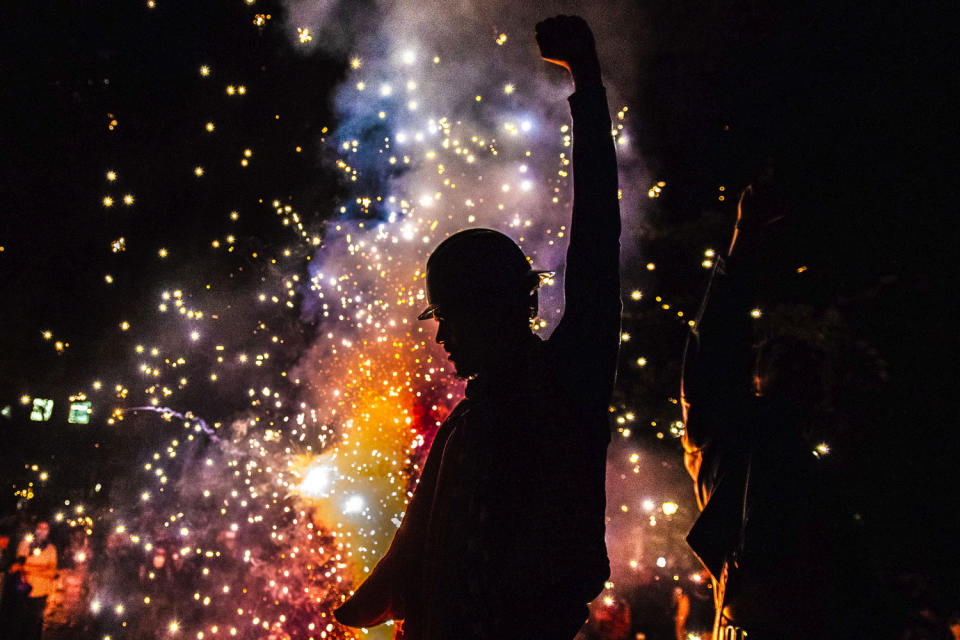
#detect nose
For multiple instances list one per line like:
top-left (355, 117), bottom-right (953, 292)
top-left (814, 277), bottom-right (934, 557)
top-left (435, 318), bottom-right (449, 346)
top-left (435, 318), bottom-right (455, 350)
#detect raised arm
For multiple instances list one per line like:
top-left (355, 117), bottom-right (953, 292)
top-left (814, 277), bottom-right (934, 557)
top-left (681, 185), bottom-right (781, 457)
top-left (537, 16), bottom-right (622, 412)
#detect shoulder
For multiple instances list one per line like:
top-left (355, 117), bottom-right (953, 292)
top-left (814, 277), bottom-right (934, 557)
top-left (433, 399), bottom-right (470, 441)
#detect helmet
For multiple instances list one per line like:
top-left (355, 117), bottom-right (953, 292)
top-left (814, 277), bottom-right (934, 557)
top-left (417, 228), bottom-right (553, 320)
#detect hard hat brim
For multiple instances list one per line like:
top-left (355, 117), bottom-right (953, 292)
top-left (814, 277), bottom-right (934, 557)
top-left (417, 304), bottom-right (441, 321)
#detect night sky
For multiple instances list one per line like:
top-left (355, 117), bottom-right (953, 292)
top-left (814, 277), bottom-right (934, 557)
top-left (1, 1), bottom-right (956, 637)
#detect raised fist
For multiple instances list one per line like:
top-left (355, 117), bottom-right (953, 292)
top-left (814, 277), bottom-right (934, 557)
top-left (535, 15), bottom-right (601, 85)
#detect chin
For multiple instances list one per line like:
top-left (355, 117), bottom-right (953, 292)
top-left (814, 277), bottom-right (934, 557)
top-left (453, 366), bottom-right (476, 380)
top-left (450, 359), bottom-right (478, 380)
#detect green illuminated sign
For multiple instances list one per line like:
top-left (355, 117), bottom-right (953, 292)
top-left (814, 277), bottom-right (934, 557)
top-left (30, 398), bottom-right (54, 422)
top-left (68, 401), bottom-right (92, 424)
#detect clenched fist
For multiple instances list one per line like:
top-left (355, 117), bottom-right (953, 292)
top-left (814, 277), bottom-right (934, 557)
top-left (535, 15), bottom-right (602, 89)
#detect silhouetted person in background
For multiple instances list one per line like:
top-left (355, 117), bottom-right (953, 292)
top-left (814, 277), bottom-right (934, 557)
top-left (10, 520), bottom-right (58, 640)
top-left (335, 14), bottom-right (621, 640)
top-left (680, 182), bottom-right (864, 639)
top-left (43, 529), bottom-right (92, 639)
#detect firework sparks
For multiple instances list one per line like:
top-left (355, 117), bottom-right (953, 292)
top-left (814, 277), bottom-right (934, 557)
top-left (4, 3), bottom-right (721, 638)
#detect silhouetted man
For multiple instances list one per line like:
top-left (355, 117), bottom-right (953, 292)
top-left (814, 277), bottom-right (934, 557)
top-left (335, 15), bottom-right (621, 640)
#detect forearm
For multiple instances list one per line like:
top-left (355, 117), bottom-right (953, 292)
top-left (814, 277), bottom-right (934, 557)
top-left (571, 58), bottom-right (602, 93)
top-left (547, 85), bottom-right (621, 411)
top-left (565, 86), bottom-right (620, 311)
top-left (684, 182), bottom-right (786, 431)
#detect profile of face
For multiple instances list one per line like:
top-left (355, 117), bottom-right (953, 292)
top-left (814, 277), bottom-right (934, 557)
top-left (34, 521), bottom-right (50, 543)
top-left (434, 301), bottom-right (528, 379)
top-left (434, 308), bottom-right (493, 379)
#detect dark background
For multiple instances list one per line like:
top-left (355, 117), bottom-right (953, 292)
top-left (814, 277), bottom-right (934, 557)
top-left (1, 0), bottom-right (957, 631)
